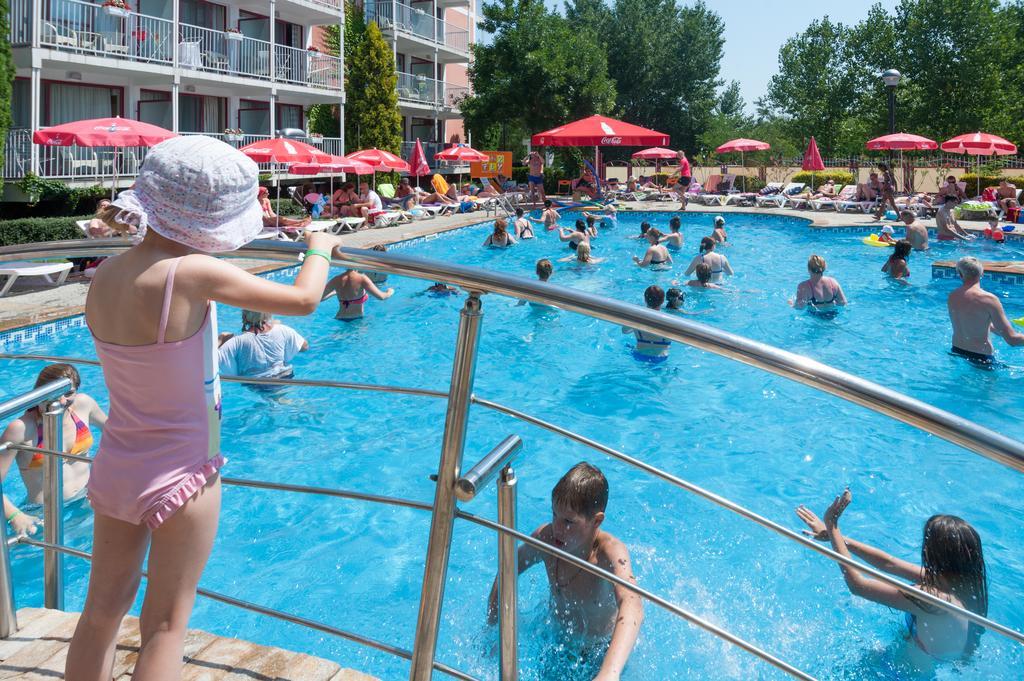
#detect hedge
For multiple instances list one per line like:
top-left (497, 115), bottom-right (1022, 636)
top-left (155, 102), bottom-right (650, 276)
top-left (961, 174), bottom-right (1024, 189)
top-left (0, 215), bottom-right (87, 246)
top-left (791, 170), bottom-right (854, 189)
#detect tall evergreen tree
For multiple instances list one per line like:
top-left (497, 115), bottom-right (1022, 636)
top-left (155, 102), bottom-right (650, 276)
top-left (347, 20), bottom-right (401, 153)
top-left (308, 1), bottom-right (368, 139)
top-left (0, 0), bottom-right (14, 168)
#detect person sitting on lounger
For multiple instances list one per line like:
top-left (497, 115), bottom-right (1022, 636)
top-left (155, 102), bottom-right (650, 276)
top-left (936, 176), bottom-right (967, 203)
top-left (394, 178), bottom-right (419, 210)
top-left (574, 167), bottom-right (598, 199)
top-left (996, 180), bottom-right (1018, 213)
top-left (259, 187), bottom-right (311, 230)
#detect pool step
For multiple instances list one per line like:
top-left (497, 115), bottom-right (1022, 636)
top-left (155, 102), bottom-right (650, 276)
top-left (0, 607), bottom-right (380, 680)
top-left (932, 259), bottom-right (1024, 286)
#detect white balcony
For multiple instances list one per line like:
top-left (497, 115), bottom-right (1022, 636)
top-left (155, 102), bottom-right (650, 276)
top-left (366, 2), bottom-right (469, 62)
top-left (395, 72), bottom-right (468, 114)
top-left (21, 0), bottom-right (341, 92)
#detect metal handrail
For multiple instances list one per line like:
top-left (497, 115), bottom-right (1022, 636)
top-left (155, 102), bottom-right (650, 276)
top-left (2, 239), bottom-right (1023, 473)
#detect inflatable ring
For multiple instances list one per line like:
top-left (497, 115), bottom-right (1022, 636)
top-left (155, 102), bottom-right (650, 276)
top-left (863, 233), bottom-right (895, 248)
top-left (1014, 317), bottom-right (1024, 328)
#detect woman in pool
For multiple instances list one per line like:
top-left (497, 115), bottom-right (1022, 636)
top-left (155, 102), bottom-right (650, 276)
top-left (882, 240), bottom-right (912, 281)
top-left (558, 220), bottom-right (590, 251)
top-left (631, 221), bottom-right (652, 240)
top-left (482, 218), bottom-right (516, 248)
top-left (513, 208), bottom-right (535, 239)
top-left (664, 287), bottom-right (704, 315)
top-left (792, 255), bottom-right (847, 314)
top-left (68, 135), bottom-right (345, 678)
top-left (559, 242), bottom-right (604, 265)
top-left (711, 216), bottom-right (728, 245)
top-left (684, 263), bottom-right (722, 289)
top-left (322, 268), bottom-right (395, 320)
top-left (683, 237), bottom-right (733, 283)
top-left (0, 363), bottom-right (107, 534)
top-left (621, 285), bottom-right (671, 359)
top-left (797, 491), bottom-right (987, 669)
top-left (659, 217), bottom-right (684, 250)
top-left (217, 310), bottom-right (308, 379)
top-left (634, 229), bottom-right (672, 268)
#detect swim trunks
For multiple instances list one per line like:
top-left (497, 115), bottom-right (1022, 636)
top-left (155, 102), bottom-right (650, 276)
top-left (951, 346), bottom-right (994, 364)
top-left (528, 175), bottom-right (543, 184)
top-left (678, 176), bottom-right (692, 187)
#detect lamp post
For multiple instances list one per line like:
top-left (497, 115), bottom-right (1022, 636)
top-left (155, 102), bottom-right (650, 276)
top-left (882, 69), bottom-right (901, 134)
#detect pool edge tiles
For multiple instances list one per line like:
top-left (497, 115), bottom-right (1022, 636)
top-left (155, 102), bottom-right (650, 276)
top-left (0, 315), bottom-right (87, 352)
top-left (932, 260), bottom-right (1024, 285)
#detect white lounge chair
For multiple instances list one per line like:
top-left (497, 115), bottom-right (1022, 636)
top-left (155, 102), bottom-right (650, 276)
top-left (724, 182), bottom-right (783, 206)
top-left (756, 183), bottom-right (804, 208)
top-left (0, 261), bottom-right (73, 297)
top-left (837, 185), bottom-right (879, 213)
top-left (810, 185), bottom-right (856, 211)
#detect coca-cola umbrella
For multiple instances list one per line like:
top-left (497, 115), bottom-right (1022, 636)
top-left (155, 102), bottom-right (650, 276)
top-left (716, 138), bottom-right (771, 191)
top-left (238, 138), bottom-right (333, 228)
top-left (865, 133), bottom-right (937, 192)
top-left (532, 115), bottom-right (670, 192)
top-left (347, 148), bottom-right (411, 189)
top-left (408, 139), bottom-right (431, 189)
top-left (434, 143), bottom-right (490, 188)
top-left (940, 132), bottom-right (1018, 196)
top-left (33, 116), bottom-right (177, 198)
top-left (802, 136), bottom-right (825, 190)
top-left (631, 147), bottom-right (679, 181)
top-left (290, 154), bottom-right (375, 217)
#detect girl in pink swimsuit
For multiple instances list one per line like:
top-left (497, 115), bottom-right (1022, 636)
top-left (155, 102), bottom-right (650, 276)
top-left (67, 135), bottom-right (344, 680)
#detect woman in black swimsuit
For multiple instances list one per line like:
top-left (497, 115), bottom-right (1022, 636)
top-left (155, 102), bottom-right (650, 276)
top-left (634, 228), bottom-right (672, 268)
top-left (792, 254), bottom-right (847, 314)
top-left (483, 218), bottom-right (516, 248)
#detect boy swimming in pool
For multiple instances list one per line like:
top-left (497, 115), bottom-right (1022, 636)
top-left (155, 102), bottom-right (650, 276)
top-left (487, 463), bottom-right (643, 680)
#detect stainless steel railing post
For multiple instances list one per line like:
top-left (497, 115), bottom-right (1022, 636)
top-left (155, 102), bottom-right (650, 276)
top-left (497, 465), bottom-right (518, 681)
top-left (41, 400), bottom-right (65, 610)
top-left (0, 456), bottom-right (18, 638)
top-left (410, 292), bottom-right (484, 680)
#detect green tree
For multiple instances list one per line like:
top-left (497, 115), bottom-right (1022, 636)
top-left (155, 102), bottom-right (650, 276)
top-left (345, 20), bottom-right (401, 153)
top-left (716, 81), bottom-right (746, 120)
top-left (308, 1), bottom-right (367, 139)
top-left (461, 0), bottom-right (616, 154)
top-left (0, 0), bottom-right (14, 168)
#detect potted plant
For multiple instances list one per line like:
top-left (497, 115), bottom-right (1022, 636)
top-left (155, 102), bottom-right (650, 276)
top-left (224, 128), bottom-right (243, 142)
top-left (225, 27), bottom-right (243, 41)
top-left (308, 132), bottom-right (323, 144)
top-left (102, 0), bottom-right (131, 17)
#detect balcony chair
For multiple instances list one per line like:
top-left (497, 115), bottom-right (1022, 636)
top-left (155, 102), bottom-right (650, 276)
top-left (42, 22), bottom-right (79, 49)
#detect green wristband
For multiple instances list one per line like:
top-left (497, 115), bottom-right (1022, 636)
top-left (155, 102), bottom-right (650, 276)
top-left (304, 248), bottom-right (333, 264)
top-left (6, 510), bottom-right (22, 523)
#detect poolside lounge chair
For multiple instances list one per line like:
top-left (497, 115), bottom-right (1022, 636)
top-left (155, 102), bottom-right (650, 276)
top-left (327, 217), bottom-right (367, 234)
top-left (755, 183), bottom-right (804, 208)
top-left (694, 174), bottom-right (738, 206)
top-left (810, 185), bottom-right (856, 211)
top-left (691, 175), bottom-right (721, 204)
top-left (836, 185), bottom-right (879, 213)
top-left (725, 182), bottom-right (783, 206)
top-left (0, 261), bottom-right (73, 297)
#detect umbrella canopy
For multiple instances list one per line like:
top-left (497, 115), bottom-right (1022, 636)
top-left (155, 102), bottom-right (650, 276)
top-left (531, 115), bottom-right (669, 147)
top-left (866, 133), bottom-right (937, 151)
top-left (434, 143), bottom-right (489, 163)
top-left (940, 132), bottom-right (1017, 156)
top-left (802, 137), bottom-right (825, 171)
top-left (631, 147), bottom-right (679, 160)
top-left (716, 138), bottom-right (770, 154)
top-left (290, 154), bottom-right (374, 176)
top-left (238, 137), bottom-right (332, 164)
top-left (409, 139), bottom-right (431, 177)
top-left (32, 116), bottom-right (176, 147)
top-left (348, 147), bottom-right (411, 172)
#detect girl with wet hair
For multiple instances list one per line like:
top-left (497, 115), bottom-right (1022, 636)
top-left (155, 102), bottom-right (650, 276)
top-left (683, 236), bottom-right (733, 282)
top-left (797, 493), bottom-right (988, 667)
top-left (882, 240), bottom-right (912, 281)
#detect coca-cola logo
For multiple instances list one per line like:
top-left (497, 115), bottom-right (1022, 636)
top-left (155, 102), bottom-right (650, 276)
top-left (600, 136), bottom-right (623, 145)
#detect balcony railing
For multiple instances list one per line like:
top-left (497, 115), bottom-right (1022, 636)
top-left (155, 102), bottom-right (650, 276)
top-left (367, 1), bottom-right (469, 55)
top-left (3, 130), bottom-right (345, 181)
top-left (395, 73), bottom-right (465, 111)
top-left (23, 0), bottom-right (341, 91)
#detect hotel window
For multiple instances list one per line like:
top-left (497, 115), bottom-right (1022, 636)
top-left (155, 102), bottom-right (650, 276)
top-left (44, 82), bottom-right (122, 126)
top-left (239, 99), bottom-right (270, 135)
top-left (276, 104), bottom-right (304, 132)
top-left (180, 0), bottom-right (226, 31)
top-left (179, 94), bottom-right (227, 134)
top-left (138, 90), bottom-right (172, 130)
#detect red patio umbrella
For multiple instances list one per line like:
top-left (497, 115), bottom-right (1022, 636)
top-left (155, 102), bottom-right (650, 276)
top-left (802, 136), bottom-right (825, 190)
top-left (532, 115), bottom-right (669, 189)
top-left (348, 147), bottom-right (411, 172)
top-left (717, 138), bottom-right (771, 191)
top-left (631, 147), bottom-right (679, 180)
top-left (866, 134), bottom-right (936, 192)
top-left (940, 132), bottom-right (1018, 196)
top-left (408, 139), bottom-right (431, 188)
top-left (434, 143), bottom-right (489, 163)
top-left (33, 116), bottom-right (177, 198)
top-left (239, 138), bottom-right (333, 228)
top-left (289, 154), bottom-right (374, 220)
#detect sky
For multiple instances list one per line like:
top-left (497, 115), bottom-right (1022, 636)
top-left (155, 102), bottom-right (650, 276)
top-left (519, 0), bottom-right (900, 112)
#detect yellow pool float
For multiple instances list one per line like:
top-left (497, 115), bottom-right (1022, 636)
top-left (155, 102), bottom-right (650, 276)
top-left (863, 233), bottom-right (895, 248)
top-left (1014, 317), bottom-right (1024, 328)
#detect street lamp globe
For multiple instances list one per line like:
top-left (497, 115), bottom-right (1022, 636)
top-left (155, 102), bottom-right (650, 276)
top-left (882, 69), bottom-right (902, 88)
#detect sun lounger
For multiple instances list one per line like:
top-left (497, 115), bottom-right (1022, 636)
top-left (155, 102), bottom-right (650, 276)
top-left (726, 182), bottom-right (783, 206)
top-left (837, 185), bottom-right (879, 213)
top-left (809, 185), bottom-right (856, 211)
top-left (0, 260), bottom-right (73, 297)
top-left (755, 183), bottom-right (804, 208)
top-left (695, 174), bottom-right (738, 206)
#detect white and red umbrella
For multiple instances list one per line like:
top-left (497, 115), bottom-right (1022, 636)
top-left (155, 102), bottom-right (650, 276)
top-left (408, 139), bottom-right (431, 188)
top-left (716, 138), bottom-right (771, 191)
top-left (33, 116), bottom-right (177, 198)
top-left (866, 134), bottom-right (937, 192)
top-left (238, 137), bottom-right (332, 164)
top-left (941, 132), bottom-right (1017, 196)
top-left (348, 147), bottom-right (411, 172)
top-left (434, 143), bottom-right (490, 163)
top-left (631, 147), bottom-right (679, 179)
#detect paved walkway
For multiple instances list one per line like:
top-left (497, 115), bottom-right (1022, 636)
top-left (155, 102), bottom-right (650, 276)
top-left (0, 608), bottom-right (378, 680)
top-left (0, 201), bottom-right (1018, 331)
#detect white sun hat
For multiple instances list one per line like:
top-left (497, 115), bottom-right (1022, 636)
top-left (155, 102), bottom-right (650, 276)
top-left (110, 135), bottom-right (263, 253)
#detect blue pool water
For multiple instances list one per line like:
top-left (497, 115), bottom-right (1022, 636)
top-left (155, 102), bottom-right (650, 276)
top-left (2, 210), bottom-right (1024, 679)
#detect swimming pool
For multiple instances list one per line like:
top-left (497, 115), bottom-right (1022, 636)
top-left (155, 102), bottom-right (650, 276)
top-left (2, 210), bottom-right (1024, 679)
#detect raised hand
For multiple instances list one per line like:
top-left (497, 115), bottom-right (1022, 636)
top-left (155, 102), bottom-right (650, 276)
top-left (795, 504), bottom-right (827, 540)
top-left (823, 489), bottom-right (852, 530)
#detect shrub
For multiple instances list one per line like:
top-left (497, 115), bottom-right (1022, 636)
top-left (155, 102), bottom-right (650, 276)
top-left (509, 165), bottom-right (564, 194)
top-left (269, 198), bottom-right (306, 217)
top-left (733, 175), bottom-right (766, 193)
top-left (791, 170), bottom-right (854, 189)
top-left (0, 215), bottom-right (87, 246)
top-left (7, 175), bottom-right (111, 217)
top-left (961, 174), bottom-right (1024, 189)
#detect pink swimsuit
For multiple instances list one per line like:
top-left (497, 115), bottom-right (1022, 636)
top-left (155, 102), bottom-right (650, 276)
top-left (88, 258), bottom-right (224, 529)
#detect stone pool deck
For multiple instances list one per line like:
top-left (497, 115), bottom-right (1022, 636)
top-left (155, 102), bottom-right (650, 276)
top-left (1, 201), bottom-right (1021, 332)
top-left (0, 607), bottom-right (379, 680)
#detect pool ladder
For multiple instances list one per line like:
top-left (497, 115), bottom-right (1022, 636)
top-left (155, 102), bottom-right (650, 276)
top-left (2, 238), bottom-right (1024, 681)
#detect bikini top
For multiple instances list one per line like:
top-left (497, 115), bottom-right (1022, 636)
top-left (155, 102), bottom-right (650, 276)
top-left (31, 407), bottom-right (93, 468)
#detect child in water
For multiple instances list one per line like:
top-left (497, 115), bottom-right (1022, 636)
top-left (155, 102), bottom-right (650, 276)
top-left (488, 463), bottom-right (643, 680)
top-left (620, 285), bottom-right (672, 358)
top-left (560, 242), bottom-right (604, 265)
